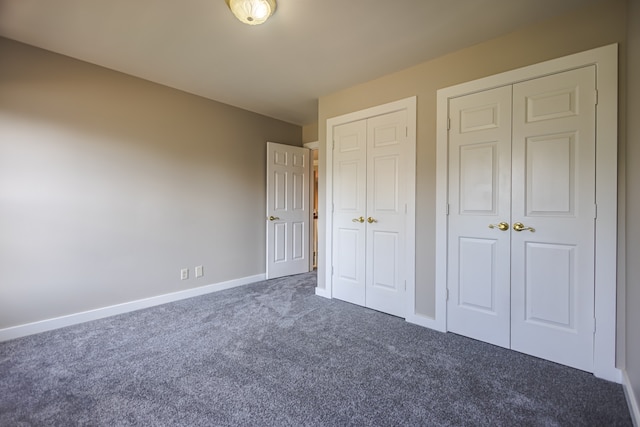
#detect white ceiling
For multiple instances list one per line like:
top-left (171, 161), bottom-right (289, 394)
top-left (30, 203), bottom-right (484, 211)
top-left (0, 0), bottom-right (600, 125)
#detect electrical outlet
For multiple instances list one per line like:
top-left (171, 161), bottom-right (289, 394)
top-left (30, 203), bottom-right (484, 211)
top-left (180, 268), bottom-right (189, 280)
top-left (195, 265), bottom-right (204, 278)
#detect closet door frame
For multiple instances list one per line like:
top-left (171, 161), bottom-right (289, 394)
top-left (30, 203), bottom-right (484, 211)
top-left (435, 44), bottom-right (619, 382)
top-left (321, 96), bottom-right (417, 319)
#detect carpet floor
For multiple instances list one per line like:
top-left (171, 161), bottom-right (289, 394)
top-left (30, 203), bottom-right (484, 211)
top-left (0, 272), bottom-right (632, 426)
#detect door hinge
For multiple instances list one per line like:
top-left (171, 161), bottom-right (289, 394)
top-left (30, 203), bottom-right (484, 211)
top-left (446, 204), bottom-right (450, 215)
top-left (447, 117), bottom-right (451, 131)
top-left (446, 288), bottom-right (450, 301)
top-left (593, 317), bottom-right (597, 333)
top-left (594, 203), bottom-right (598, 220)
top-left (404, 280), bottom-right (407, 291)
top-left (594, 89), bottom-right (599, 106)
top-left (331, 265), bottom-right (334, 275)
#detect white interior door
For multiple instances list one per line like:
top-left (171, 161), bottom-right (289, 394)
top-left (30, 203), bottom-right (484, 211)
top-left (266, 142), bottom-right (311, 279)
top-left (510, 67), bottom-right (596, 372)
top-left (332, 120), bottom-right (367, 305)
top-left (365, 111), bottom-right (407, 318)
top-left (332, 111), bottom-right (408, 318)
top-left (446, 66), bottom-right (597, 371)
top-left (447, 86), bottom-right (513, 348)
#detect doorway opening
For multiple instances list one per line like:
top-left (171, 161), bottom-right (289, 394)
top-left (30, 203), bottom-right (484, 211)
top-left (304, 141), bottom-right (319, 270)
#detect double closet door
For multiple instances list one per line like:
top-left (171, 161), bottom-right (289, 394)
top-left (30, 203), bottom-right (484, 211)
top-left (447, 66), bottom-right (597, 372)
top-left (332, 110), bottom-right (408, 318)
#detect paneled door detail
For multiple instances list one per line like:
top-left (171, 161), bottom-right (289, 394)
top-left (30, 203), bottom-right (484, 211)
top-left (266, 142), bottom-right (311, 279)
top-left (332, 110), bottom-right (408, 317)
top-left (365, 111), bottom-right (408, 317)
top-left (446, 66), bottom-right (597, 371)
top-left (447, 86), bottom-right (513, 348)
top-left (332, 120), bottom-right (367, 305)
top-left (510, 67), bottom-right (596, 372)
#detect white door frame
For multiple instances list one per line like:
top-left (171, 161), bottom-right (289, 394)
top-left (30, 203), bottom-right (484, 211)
top-left (435, 44), bottom-right (619, 382)
top-left (321, 97), bottom-right (417, 317)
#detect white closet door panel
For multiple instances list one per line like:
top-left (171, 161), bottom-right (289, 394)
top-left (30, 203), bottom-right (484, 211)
top-left (447, 86), bottom-right (512, 348)
top-left (524, 243), bottom-right (575, 327)
top-left (365, 110), bottom-right (407, 318)
top-left (332, 120), bottom-right (367, 305)
top-left (511, 66), bottom-right (596, 372)
top-left (458, 237), bottom-right (499, 313)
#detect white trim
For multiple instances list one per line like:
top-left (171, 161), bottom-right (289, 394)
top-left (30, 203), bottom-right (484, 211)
top-left (623, 370), bottom-right (640, 426)
top-left (320, 97), bottom-right (417, 320)
top-left (315, 286), bottom-right (331, 298)
top-left (0, 274), bottom-right (265, 342)
top-left (435, 44), bottom-right (620, 382)
top-left (405, 312), bottom-right (446, 331)
top-left (303, 141), bottom-right (319, 150)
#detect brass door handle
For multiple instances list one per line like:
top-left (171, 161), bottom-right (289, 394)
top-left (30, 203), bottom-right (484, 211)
top-left (513, 222), bottom-right (535, 232)
top-left (488, 222), bottom-right (509, 231)
top-left (367, 217), bottom-right (377, 223)
top-left (268, 216), bottom-right (280, 221)
top-left (352, 216), bottom-right (365, 223)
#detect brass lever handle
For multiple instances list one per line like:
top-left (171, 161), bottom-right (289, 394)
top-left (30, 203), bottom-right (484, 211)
top-left (367, 217), bottom-right (377, 224)
top-left (352, 216), bottom-right (365, 223)
top-left (268, 216), bottom-right (280, 221)
top-left (513, 222), bottom-right (535, 232)
top-left (488, 222), bottom-right (509, 231)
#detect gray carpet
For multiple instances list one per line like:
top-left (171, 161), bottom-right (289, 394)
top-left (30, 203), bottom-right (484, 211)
top-left (0, 272), bottom-right (632, 426)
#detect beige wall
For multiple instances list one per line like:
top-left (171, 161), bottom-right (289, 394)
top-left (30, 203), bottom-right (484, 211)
top-left (626, 0), bottom-right (640, 413)
top-left (317, 0), bottom-right (627, 319)
top-left (0, 38), bottom-right (301, 329)
top-left (302, 122), bottom-right (318, 144)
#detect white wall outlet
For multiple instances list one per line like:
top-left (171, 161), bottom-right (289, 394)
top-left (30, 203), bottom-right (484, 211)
top-left (180, 268), bottom-right (189, 280)
top-left (195, 265), bottom-right (204, 278)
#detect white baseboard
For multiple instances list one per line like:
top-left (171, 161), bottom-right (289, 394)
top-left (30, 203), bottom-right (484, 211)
top-left (0, 273), bottom-right (266, 342)
top-left (623, 370), bottom-right (640, 426)
top-left (315, 286), bottom-right (331, 298)
top-left (405, 312), bottom-right (447, 333)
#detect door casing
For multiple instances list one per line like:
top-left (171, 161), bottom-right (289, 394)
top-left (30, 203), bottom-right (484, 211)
top-left (435, 44), bottom-right (619, 382)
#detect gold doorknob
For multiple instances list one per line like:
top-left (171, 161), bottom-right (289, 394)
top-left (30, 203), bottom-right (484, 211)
top-left (488, 222), bottom-right (509, 231)
top-left (367, 217), bottom-right (377, 223)
top-left (513, 222), bottom-right (535, 232)
top-left (352, 216), bottom-right (365, 223)
top-left (268, 216), bottom-right (280, 221)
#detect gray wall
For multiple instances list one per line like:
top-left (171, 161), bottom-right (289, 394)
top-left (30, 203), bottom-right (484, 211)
top-left (0, 38), bottom-right (301, 329)
top-left (626, 0), bottom-right (640, 414)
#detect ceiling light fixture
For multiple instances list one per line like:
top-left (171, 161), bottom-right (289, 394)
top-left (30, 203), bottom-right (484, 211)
top-left (225, 0), bottom-right (276, 25)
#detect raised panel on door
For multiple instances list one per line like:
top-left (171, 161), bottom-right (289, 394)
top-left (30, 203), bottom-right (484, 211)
top-left (266, 142), bottom-right (310, 279)
top-left (365, 110), bottom-right (407, 317)
top-left (511, 66), bottom-right (596, 372)
top-left (447, 86), bottom-right (512, 348)
top-left (332, 120), bottom-right (367, 305)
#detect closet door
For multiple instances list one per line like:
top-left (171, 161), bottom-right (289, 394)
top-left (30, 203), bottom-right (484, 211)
top-left (365, 110), bottom-right (408, 318)
top-left (332, 110), bottom-right (408, 318)
top-left (447, 66), bottom-right (597, 372)
top-left (332, 119), bottom-right (367, 306)
top-left (446, 86), bottom-right (513, 348)
top-left (510, 66), bottom-right (596, 372)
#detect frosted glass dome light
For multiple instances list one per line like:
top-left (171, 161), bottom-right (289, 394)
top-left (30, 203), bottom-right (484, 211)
top-left (226, 0), bottom-right (276, 25)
